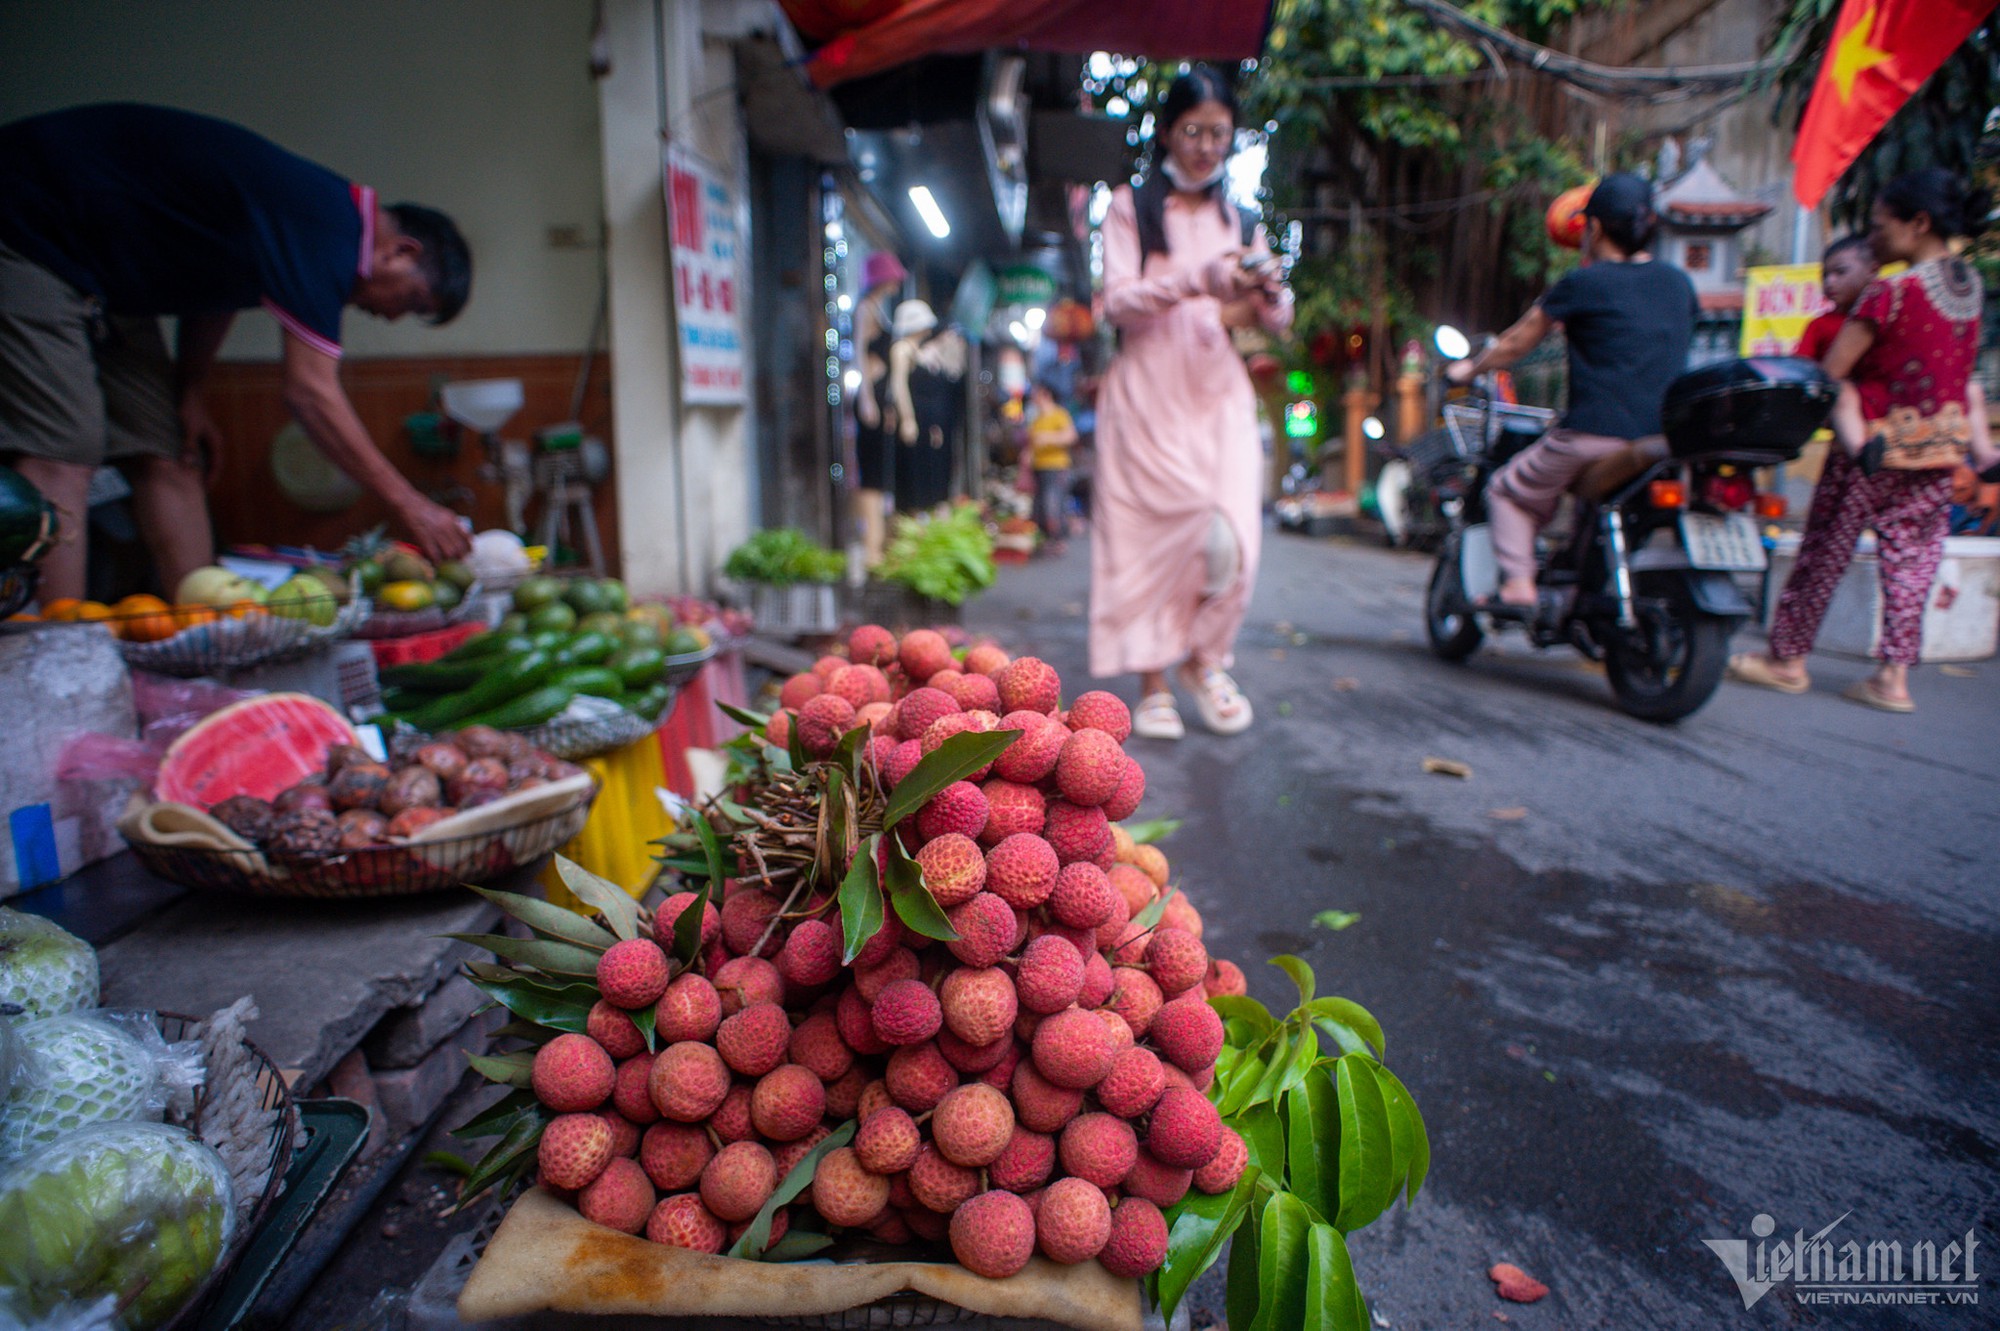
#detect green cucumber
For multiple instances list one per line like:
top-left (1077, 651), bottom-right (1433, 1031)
top-left (441, 632), bottom-right (531, 663)
top-left (555, 665), bottom-right (625, 699)
top-left (397, 648), bottom-right (560, 731)
top-left (607, 646), bottom-right (667, 691)
top-left (464, 685), bottom-right (574, 729)
top-left (556, 630), bottom-right (617, 667)
top-left (379, 658), bottom-right (493, 692)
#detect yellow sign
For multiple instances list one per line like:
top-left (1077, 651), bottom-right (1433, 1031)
top-left (1740, 264), bottom-right (1830, 356)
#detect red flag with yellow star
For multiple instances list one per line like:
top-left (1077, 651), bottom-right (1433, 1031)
top-left (1792, 0), bottom-right (1998, 207)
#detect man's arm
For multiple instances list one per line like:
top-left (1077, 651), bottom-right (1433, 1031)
top-left (175, 313), bottom-right (236, 484)
top-left (280, 334), bottom-right (471, 560)
top-left (1446, 306), bottom-right (1554, 384)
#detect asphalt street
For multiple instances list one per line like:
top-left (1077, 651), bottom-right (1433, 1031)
top-left (968, 525), bottom-right (2000, 1330)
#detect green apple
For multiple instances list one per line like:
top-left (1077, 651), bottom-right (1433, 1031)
top-left (266, 574), bottom-right (339, 626)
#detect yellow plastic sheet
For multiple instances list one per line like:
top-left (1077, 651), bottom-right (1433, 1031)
top-left (541, 733), bottom-right (672, 907)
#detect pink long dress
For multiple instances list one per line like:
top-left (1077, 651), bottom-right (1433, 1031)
top-left (1089, 185), bottom-right (1292, 678)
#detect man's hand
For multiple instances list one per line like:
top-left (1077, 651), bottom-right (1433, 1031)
top-left (178, 394), bottom-right (227, 487)
top-left (397, 495), bottom-right (472, 562)
top-left (1445, 359), bottom-right (1477, 387)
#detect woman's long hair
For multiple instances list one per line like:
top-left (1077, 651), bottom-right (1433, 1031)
top-left (1135, 65), bottom-right (1238, 266)
top-left (1877, 168), bottom-right (1992, 241)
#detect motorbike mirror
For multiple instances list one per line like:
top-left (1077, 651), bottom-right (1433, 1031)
top-left (1434, 325), bottom-right (1471, 360)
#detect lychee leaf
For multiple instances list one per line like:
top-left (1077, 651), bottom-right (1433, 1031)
top-left (453, 1105), bottom-right (547, 1213)
top-left (1234, 1099), bottom-right (1288, 1184)
top-left (1211, 995), bottom-right (1278, 1042)
top-left (838, 835), bottom-right (885, 964)
top-left (1301, 1221), bottom-right (1366, 1331)
top-left (1270, 955), bottom-right (1317, 1005)
top-left (1304, 997), bottom-right (1384, 1060)
top-left (1374, 1065), bottom-right (1430, 1207)
top-left (880, 729), bottom-right (1022, 829)
top-left (1219, 1048), bottom-right (1272, 1117)
top-left (728, 1118), bottom-right (858, 1259)
top-left (1125, 817), bottom-right (1181, 844)
top-left (631, 1002), bottom-right (658, 1054)
top-left (448, 933), bottom-right (603, 978)
top-left (451, 1088), bottom-right (536, 1139)
top-left (1332, 1055), bottom-right (1396, 1234)
top-left (833, 722), bottom-right (871, 783)
top-left (1156, 1165), bottom-right (1261, 1329)
top-left (468, 887), bottom-right (617, 951)
top-left (884, 839), bottom-right (959, 942)
top-left (762, 1231), bottom-right (836, 1262)
top-left (1250, 1191), bottom-right (1312, 1331)
top-left (717, 701), bottom-right (770, 729)
top-left (1131, 885), bottom-right (1176, 932)
top-left (555, 856), bottom-right (641, 942)
top-left (1225, 1189), bottom-right (1266, 1331)
top-left (464, 1049), bottom-right (536, 1088)
top-left (466, 977), bottom-right (594, 1034)
top-left (1286, 1065), bottom-right (1341, 1226)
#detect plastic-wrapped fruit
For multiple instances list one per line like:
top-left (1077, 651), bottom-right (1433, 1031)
top-left (208, 794), bottom-right (277, 843)
top-left (267, 807), bottom-right (341, 857)
top-left (448, 757), bottom-right (509, 806)
top-left (454, 725), bottom-right (510, 758)
top-left (385, 806), bottom-right (451, 839)
top-left (0, 908), bottom-right (100, 1019)
top-left (0, 1122), bottom-right (235, 1330)
top-left (336, 809), bottom-right (390, 849)
top-left (326, 760), bottom-right (391, 811)
top-left (0, 1013), bottom-right (159, 1161)
top-left (271, 781), bottom-right (333, 815)
top-left (415, 742), bottom-right (469, 782)
top-left (379, 765), bottom-right (443, 816)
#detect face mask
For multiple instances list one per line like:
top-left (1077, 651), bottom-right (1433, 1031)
top-left (1163, 156), bottom-right (1227, 193)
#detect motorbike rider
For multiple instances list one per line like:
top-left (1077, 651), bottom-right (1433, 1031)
top-left (1445, 173), bottom-right (1699, 608)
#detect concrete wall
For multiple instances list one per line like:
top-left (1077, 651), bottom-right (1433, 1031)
top-left (0, 0), bottom-right (605, 360)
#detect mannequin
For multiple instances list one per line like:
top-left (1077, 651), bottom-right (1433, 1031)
top-left (851, 251), bottom-right (906, 564)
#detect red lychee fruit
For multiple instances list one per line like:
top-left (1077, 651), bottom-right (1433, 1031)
top-left (940, 966), bottom-right (1019, 1047)
top-left (1031, 1006), bottom-right (1116, 1089)
top-left (915, 833), bottom-right (987, 906)
top-left (1145, 925), bottom-right (1209, 996)
top-left (812, 654), bottom-right (847, 680)
top-left (963, 642), bottom-right (1011, 676)
top-left (597, 1109), bottom-right (642, 1159)
top-left (848, 623), bottom-right (897, 666)
top-left (814, 1145), bottom-right (891, 1227)
top-left (796, 693), bottom-right (859, 759)
top-left (1150, 991), bottom-right (1226, 1072)
top-left (1044, 800), bottom-right (1112, 866)
top-left (979, 1039), bottom-right (1026, 1091)
top-left (587, 1000), bottom-right (646, 1061)
top-left (885, 1041), bottom-right (958, 1112)
top-left (1203, 958), bottom-right (1248, 998)
top-left (1123, 1150), bottom-right (1194, 1208)
top-left (716, 1002), bottom-right (791, 1077)
top-left (778, 671), bottom-right (822, 711)
top-left (712, 956), bottom-right (783, 1016)
top-left (995, 657), bottom-right (1062, 714)
top-left (777, 917), bottom-right (842, 988)
top-left (1036, 1175), bottom-right (1113, 1264)
top-left (1096, 1046), bottom-right (1167, 1118)
top-left (639, 1121), bottom-right (713, 1191)
top-left (1099, 1197), bottom-right (1169, 1277)
top-left (1048, 862), bottom-right (1117, 930)
top-left (647, 976), bottom-right (718, 1049)
top-left (539, 1112), bottom-right (615, 1190)
top-left (1106, 966), bottom-right (1164, 1038)
top-left (915, 780), bottom-right (990, 843)
top-left (872, 977), bottom-right (944, 1045)
top-left (855, 946), bottom-right (920, 1002)
top-left (772, 1124), bottom-right (831, 1182)
top-left (895, 687), bottom-right (960, 743)
top-left (931, 1082), bottom-right (1017, 1172)
top-left (532, 1034), bottom-right (615, 1113)
top-left (612, 1054), bottom-right (660, 1124)
top-left (828, 663), bottom-right (891, 709)
top-left (988, 1124), bottom-right (1056, 1194)
top-left (713, 1083), bottom-right (758, 1144)
top-left (1016, 934), bottom-right (1086, 1014)
top-left (700, 1140), bottom-right (778, 1222)
top-left (1193, 1126), bottom-right (1249, 1194)
top-left (945, 671), bottom-right (1001, 713)
top-left (909, 1144), bottom-right (980, 1213)
top-left (578, 1156), bottom-right (656, 1234)
top-left (649, 1041), bottom-right (731, 1122)
top-left (983, 833), bottom-right (1059, 909)
top-left (1058, 1112), bottom-right (1138, 1189)
top-left (836, 985), bottom-right (893, 1056)
top-left (656, 890), bottom-right (722, 949)
top-left (898, 629), bottom-right (956, 684)
top-left (646, 1193), bottom-right (725, 1252)
top-left (855, 1106), bottom-right (922, 1174)
top-left (944, 892), bottom-right (1017, 968)
top-left (1079, 951), bottom-right (1116, 1009)
top-left (720, 890), bottom-right (784, 960)
top-left (950, 1190), bottom-right (1037, 1279)
top-left (937, 1026), bottom-right (1013, 1075)
top-left (1103, 756), bottom-right (1146, 822)
top-left (852, 910), bottom-right (907, 968)
top-left (1010, 1059), bottom-right (1085, 1132)
top-left (749, 1063), bottom-right (826, 1142)
top-left (1065, 691), bottom-right (1133, 743)
top-left (763, 709), bottom-right (795, 749)
top-left (977, 779), bottom-right (1046, 846)
top-left (788, 1011), bottom-right (853, 1082)
top-left (1107, 864), bottom-right (1157, 917)
top-left (825, 1065), bottom-right (870, 1119)
top-left (992, 712), bottom-right (1065, 782)
top-left (857, 1079), bottom-right (894, 1123)
top-left (1054, 729), bottom-right (1126, 807)
top-left (1093, 891), bottom-right (1132, 953)
top-left (1160, 892), bottom-right (1204, 940)
top-left (880, 738), bottom-right (925, 789)
top-left (1147, 1087), bottom-right (1223, 1169)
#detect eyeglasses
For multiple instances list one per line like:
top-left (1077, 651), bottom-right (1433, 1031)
top-left (1174, 123), bottom-right (1234, 146)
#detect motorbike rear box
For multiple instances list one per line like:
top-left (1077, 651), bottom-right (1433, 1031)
top-left (1661, 357), bottom-right (1836, 463)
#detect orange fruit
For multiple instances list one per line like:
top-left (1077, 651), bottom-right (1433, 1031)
top-left (41, 597), bottom-right (83, 622)
top-left (75, 601), bottom-right (114, 622)
top-left (174, 604), bottom-right (219, 630)
top-left (114, 593), bottom-right (178, 642)
top-left (225, 599), bottom-right (264, 619)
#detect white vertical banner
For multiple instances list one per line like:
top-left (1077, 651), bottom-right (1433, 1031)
top-left (664, 142), bottom-right (746, 406)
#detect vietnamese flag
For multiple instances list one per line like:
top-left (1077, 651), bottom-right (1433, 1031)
top-left (1791, 0), bottom-right (1998, 207)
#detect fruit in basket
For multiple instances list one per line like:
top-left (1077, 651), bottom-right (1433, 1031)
top-left (379, 580), bottom-right (436, 612)
top-left (0, 1013), bottom-right (159, 1159)
top-left (337, 809), bottom-right (390, 849)
top-left (327, 761), bottom-right (392, 811)
top-left (299, 564), bottom-right (351, 602)
top-left (111, 593), bottom-right (179, 642)
top-left (379, 766), bottom-right (444, 816)
top-left (448, 758), bottom-right (510, 807)
top-left (209, 794), bottom-right (278, 843)
top-left (381, 548), bottom-right (434, 585)
top-left (267, 573), bottom-right (339, 626)
top-left (0, 909), bottom-right (99, 1020)
top-left (415, 741), bottom-right (470, 782)
top-left (158, 694), bottom-right (359, 808)
top-left (385, 806), bottom-right (452, 839)
top-left (432, 581), bottom-right (463, 612)
top-left (512, 576), bottom-right (564, 612)
top-left (271, 781), bottom-right (333, 816)
top-left (175, 565), bottom-right (265, 609)
top-left (526, 601), bottom-right (576, 634)
top-left (267, 807), bottom-right (341, 857)
top-left (665, 625), bottom-right (707, 655)
top-left (0, 1122), bottom-right (234, 1331)
top-left (436, 559), bottom-right (476, 592)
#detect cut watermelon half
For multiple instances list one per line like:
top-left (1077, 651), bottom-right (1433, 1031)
top-left (156, 693), bottom-right (359, 808)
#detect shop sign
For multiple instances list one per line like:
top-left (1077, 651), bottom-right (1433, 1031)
top-left (995, 263), bottom-right (1057, 310)
top-left (1740, 265), bottom-right (1830, 356)
top-left (665, 144), bottom-right (747, 406)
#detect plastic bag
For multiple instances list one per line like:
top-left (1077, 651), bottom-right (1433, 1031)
top-left (52, 675), bottom-right (257, 787)
top-left (0, 1011), bottom-right (202, 1164)
top-left (0, 1122), bottom-right (235, 1331)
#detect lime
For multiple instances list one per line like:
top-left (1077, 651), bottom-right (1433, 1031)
top-left (352, 559), bottom-right (385, 595)
top-left (665, 626), bottom-right (704, 655)
top-left (527, 601), bottom-right (577, 634)
top-left (512, 577), bottom-right (563, 612)
top-left (563, 580), bottom-right (609, 616)
top-left (432, 581), bottom-right (463, 611)
top-left (599, 579), bottom-right (630, 612)
top-left (579, 611), bottom-right (627, 637)
top-left (498, 612), bottom-right (529, 635)
top-left (621, 619), bottom-right (664, 650)
top-left (436, 560), bottom-right (476, 591)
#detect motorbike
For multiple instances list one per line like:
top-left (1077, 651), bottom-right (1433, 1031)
top-left (1423, 351), bottom-right (1836, 722)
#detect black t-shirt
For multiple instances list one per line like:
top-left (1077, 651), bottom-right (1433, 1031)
top-left (0, 103), bottom-right (369, 357)
top-left (1537, 259), bottom-right (1698, 439)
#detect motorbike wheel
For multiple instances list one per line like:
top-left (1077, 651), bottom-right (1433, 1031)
top-left (1604, 588), bottom-right (1731, 723)
top-left (1425, 543), bottom-right (1483, 661)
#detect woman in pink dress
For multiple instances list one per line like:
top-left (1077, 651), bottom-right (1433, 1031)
top-left (1728, 169), bottom-right (1998, 712)
top-left (1091, 67), bottom-right (1291, 739)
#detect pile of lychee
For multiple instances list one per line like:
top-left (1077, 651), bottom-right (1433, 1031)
top-left (523, 626), bottom-right (1250, 1283)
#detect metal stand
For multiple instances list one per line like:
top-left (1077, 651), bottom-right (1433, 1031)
top-left (532, 453), bottom-right (605, 575)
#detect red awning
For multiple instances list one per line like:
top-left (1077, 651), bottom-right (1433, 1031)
top-left (783, 0), bottom-right (1274, 88)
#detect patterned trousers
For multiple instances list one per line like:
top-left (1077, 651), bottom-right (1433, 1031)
top-left (1767, 449), bottom-right (1954, 666)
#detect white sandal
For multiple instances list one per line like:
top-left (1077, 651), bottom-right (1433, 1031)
top-left (1132, 691), bottom-right (1185, 740)
top-left (1178, 663), bottom-right (1253, 735)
